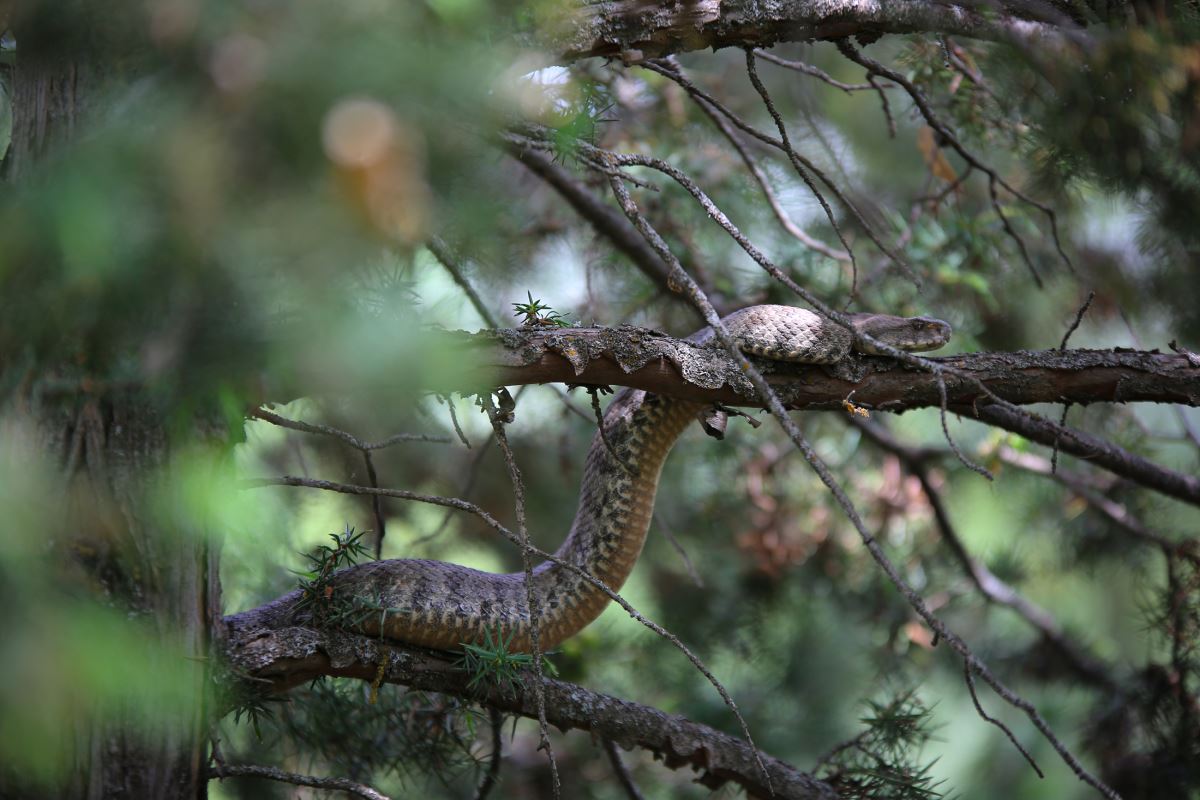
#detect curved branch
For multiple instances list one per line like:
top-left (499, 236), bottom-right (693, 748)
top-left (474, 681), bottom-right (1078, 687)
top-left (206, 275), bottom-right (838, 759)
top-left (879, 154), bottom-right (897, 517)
top-left (220, 625), bottom-right (836, 800)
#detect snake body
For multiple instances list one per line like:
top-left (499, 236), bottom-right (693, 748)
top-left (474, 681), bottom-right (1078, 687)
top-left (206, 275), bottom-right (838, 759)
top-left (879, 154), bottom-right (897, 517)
top-left (249, 307), bottom-right (950, 651)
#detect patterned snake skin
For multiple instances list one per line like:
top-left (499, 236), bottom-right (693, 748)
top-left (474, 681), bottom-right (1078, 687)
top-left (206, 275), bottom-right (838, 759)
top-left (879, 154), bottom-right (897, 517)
top-left (254, 307), bottom-right (951, 652)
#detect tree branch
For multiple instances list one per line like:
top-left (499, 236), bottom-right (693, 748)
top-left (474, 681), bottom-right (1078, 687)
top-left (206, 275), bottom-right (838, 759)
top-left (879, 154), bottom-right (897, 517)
top-left (208, 763), bottom-right (389, 800)
top-left (220, 624), bottom-right (836, 800)
top-left (429, 325), bottom-right (1200, 505)
top-left (437, 326), bottom-right (1200, 413)
top-left (538, 0), bottom-right (1081, 63)
top-left (965, 403), bottom-right (1200, 506)
top-left (853, 419), bottom-right (1120, 690)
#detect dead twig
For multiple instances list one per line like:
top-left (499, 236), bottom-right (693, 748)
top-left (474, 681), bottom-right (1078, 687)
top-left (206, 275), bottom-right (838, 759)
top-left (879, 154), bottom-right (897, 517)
top-left (481, 393), bottom-right (561, 799)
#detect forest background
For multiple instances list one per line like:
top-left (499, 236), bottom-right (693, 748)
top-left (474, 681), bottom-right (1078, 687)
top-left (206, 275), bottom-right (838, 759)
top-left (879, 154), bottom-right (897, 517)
top-left (1, 2), bottom-right (1198, 799)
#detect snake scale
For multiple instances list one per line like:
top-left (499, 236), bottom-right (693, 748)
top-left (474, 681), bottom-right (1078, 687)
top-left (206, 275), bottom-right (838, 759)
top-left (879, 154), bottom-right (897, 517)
top-left (242, 306), bottom-right (951, 652)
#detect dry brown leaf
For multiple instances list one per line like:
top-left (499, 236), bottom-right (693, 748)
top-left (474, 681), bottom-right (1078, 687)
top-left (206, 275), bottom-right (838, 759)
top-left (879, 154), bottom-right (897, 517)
top-left (917, 125), bottom-right (958, 183)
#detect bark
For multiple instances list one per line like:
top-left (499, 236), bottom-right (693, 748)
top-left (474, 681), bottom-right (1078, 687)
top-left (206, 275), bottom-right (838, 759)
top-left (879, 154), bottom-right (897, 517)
top-left (221, 621), bottom-right (837, 800)
top-left (537, 0), bottom-right (1080, 64)
top-left (38, 394), bottom-right (219, 800)
top-left (434, 326), bottom-right (1200, 412)
top-left (3, 7), bottom-right (215, 798)
top-left (430, 325), bottom-right (1200, 504)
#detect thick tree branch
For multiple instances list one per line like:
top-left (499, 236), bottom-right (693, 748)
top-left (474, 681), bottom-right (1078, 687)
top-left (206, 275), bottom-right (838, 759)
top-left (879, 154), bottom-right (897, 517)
top-left (220, 624), bottom-right (836, 800)
top-left (440, 326), bottom-right (1200, 412)
top-left (431, 326), bottom-right (1200, 507)
top-left (539, 0), bottom-right (1080, 63)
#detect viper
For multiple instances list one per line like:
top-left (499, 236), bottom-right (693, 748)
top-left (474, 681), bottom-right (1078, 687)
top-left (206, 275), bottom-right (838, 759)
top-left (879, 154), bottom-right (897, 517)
top-left (238, 306), bottom-right (951, 652)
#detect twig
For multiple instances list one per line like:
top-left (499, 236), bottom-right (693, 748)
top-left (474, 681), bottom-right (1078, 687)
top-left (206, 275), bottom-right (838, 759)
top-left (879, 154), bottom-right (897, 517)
top-left (1051, 402), bottom-right (1070, 475)
top-left (937, 373), bottom-right (994, 480)
top-left (836, 41), bottom-right (1073, 281)
top-left (1060, 291), bottom-right (1096, 350)
top-left (654, 512), bottom-right (704, 588)
top-left (690, 92), bottom-right (850, 262)
top-left (417, 428), bottom-right (496, 547)
top-left (739, 51), bottom-right (862, 286)
top-left (249, 407), bottom-right (450, 557)
top-left (604, 739), bottom-right (647, 800)
top-left (915, 164), bottom-right (974, 209)
top-left (988, 174), bottom-right (1043, 288)
top-left (812, 729), bottom-right (871, 771)
top-left (251, 408), bottom-right (451, 450)
top-left (754, 50), bottom-right (883, 92)
top-left (474, 707), bottom-right (504, 800)
top-left (743, 49), bottom-right (918, 284)
top-left (853, 418), bottom-right (1118, 689)
top-left (993, 445), bottom-right (1200, 562)
top-left (439, 393), bottom-right (472, 449)
top-left (970, 403), bottom-right (1200, 507)
top-left (963, 662), bottom-right (1045, 778)
top-left (503, 141), bottom-right (723, 318)
top-left (482, 394), bottom-right (561, 799)
top-left (867, 74), bottom-right (896, 137)
top-left (552, 384), bottom-right (600, 424)
top-left (603, 167), bottom-right (1121, 800)
top-left (643, 57), bottom-right (909, 287)
top-left (362, 450), bottom-right (387, 559)
top-left (1163, 551), bottom-right (1199, 742)
top-left (917, 464), bottom-right (1116, 688)
top-left (428, 236), bottom-right (500, 328)
top-left (208, 763), bottom-right (389, 800)
top-left (587, 386), bottom-right (637, 475)
top-left (420, 386), bottom-right (525, 547)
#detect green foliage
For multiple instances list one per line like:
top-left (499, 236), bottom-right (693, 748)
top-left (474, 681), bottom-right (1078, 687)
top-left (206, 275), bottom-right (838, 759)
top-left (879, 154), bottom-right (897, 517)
top-left (548, 82), bottom-right (616, 164)
top-left (354, 260), bottom-right (422, 320)
top-left (511, 290), bottom-right (573, 327)
top-left (267, 679), bottom-right (488, 787)
top-left (988, 14), bottom-right (1200, 331)
top-left (230, 694), bottom-right (280, 743)
top-left (293, 525), bottom-right (372, 626)
top-left (819, 689), bottom-right (945, 800)
top-left (5, 2), bottom-right (1199, 797)
top-left (457, 626), bottom-right (559, 695)
top-left (901, 39), bottom-right (1009, 147)
top-left (1083, 556), bottom-right (1200, 800)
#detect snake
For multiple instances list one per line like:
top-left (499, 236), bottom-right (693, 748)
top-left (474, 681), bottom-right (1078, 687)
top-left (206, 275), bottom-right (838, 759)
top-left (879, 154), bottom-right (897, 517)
top-left (238, 306), bottom-right (951, 652)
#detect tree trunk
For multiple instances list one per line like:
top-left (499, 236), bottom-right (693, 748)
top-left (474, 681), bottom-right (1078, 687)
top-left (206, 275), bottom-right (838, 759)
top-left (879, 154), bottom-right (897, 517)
top-left (4, 7), bottom-right (216, 798)
top-left (48, 394), bottom-right (218, 800)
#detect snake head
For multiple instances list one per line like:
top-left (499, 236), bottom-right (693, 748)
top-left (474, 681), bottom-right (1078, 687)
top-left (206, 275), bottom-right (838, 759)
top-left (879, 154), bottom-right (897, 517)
top-left (847, 313), bottom-right (953, 354)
